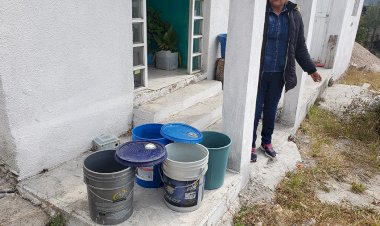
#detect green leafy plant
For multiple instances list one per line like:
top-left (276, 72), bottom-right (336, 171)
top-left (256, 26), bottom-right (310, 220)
top-left (154, 26), bottom-right (178, 52)
top-left (351, 182), bottom-right (367, 194)
top-left (147, 7), bottom-right (169, 49)
top-left (147, 7), bottom-right (181, 66)
top-left (47, 214), bottom-right (65, 226)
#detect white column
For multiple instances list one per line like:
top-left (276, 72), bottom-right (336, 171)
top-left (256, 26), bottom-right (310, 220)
top-left (280, 0), bottom-right (317, 129)
top-left (223, 0), bottom-right (266, 180)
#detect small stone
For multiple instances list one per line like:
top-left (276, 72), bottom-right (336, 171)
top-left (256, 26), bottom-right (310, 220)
top-left (296, 162), bottom-right (305, 169)
top-left (257, 222), bottom-right (263, 226)
top-left (362, 83), bottom-right (371, 89)
top-left (274, 204), bottom-right (283, 213)
top-left (302, 218), bottom-right (316, 226)
top-left (371, 199), bottom-right (380, 206)
top-left (300, 202), bottom-right (308, 209)
top-left (369, 64), bottom-right (380, 73)
top-left (298, 135), bottom-right (311, 144)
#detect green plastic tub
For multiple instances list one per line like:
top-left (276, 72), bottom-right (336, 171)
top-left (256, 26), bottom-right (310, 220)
top-left (200, 131), bottom-right (231, 190)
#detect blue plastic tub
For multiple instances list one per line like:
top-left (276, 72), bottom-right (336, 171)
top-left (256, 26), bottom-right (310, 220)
top-left (217, 34), bottom-right (227, 59)
top-left (148, 53), bottom-right (154, 66)
top-left (132, 123), bottom-right (171, 188)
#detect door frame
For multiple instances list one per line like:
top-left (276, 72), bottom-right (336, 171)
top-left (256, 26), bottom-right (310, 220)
top-left (132, 0), bottom-right (148, 88)
top-left (187, 0), bottom-right (204, 74)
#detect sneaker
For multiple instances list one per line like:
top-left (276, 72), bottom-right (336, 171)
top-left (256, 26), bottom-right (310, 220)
top-left (251, 148), bottom-right (257, 162)
top-left (260, 144), bottom-right (277, 159)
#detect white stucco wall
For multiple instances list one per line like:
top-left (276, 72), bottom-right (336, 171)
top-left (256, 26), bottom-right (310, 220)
top-left (203, 0), bottom-right (230, 80)
top-left (0, 1), bottom-right (134, 179)
top-left (331, 0), bottom-right (364, 78)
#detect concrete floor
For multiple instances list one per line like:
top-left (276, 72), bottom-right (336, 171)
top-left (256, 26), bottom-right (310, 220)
top-left (147, 68), bottom-right (191, 91)
top-left (18, 151), bottom-right (242, 226)
top-left (16, 67), bottom-right (333, 226)
top-left (17, 121), bottom-right (300, 226)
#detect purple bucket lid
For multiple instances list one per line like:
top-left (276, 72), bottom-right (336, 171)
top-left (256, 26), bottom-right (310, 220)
top-left (115, 141), bottom-right (167, 167)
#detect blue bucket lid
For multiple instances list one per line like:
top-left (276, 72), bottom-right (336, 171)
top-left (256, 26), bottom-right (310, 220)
top-left (115, 141), bottom-right (167, 167)
top-left (160, 123), bottom-right (203, 144)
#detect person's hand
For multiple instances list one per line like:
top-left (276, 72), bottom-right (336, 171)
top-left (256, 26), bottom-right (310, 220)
top-left (310, 71), bottom-right (322, 82)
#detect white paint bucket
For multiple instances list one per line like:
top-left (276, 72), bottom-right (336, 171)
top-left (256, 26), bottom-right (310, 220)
top-left (162, 143), bottom-right (209, 212)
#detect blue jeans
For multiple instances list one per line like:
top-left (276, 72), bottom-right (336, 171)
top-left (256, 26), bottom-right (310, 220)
top-left (252, 72), bottom-right (285, 148)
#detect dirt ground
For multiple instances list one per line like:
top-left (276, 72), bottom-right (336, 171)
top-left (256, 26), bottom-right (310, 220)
top-left (350, 42), bottom-right (380, 73)
top-left (0, 165), bottom-right (49, 226)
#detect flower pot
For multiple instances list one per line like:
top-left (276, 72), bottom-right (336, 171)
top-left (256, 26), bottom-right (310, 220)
top-left (156, 51), bottom-right (178, 71)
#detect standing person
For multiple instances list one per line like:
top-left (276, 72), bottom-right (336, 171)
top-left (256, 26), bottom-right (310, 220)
top-left (251, 0), bottom-right (322, 162)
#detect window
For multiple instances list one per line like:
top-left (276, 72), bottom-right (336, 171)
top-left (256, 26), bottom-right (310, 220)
top-left (188, 0), bottom-right (204, 74)
top-left (132, 0), bottom-right (147, 88)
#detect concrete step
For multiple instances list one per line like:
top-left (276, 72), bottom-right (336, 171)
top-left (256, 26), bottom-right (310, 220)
top-left (133, 70), bottom-right (206, 107)
top-left (133, 80), bottom-right (222, 127)
top-left (18, 151), bottom-right (242, 226)
top-left (161, 92), bottom-right (223, 131)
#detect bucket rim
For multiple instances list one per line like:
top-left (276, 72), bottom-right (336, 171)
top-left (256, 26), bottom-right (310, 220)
top-left (132, 123), bottom-right (167, 142)
top-left (201, 131), bottom-right (232, 150)
top-left (164, 143), bottom-right (209, 165)
top-left (163, 157), bottom-right (208, 166)
top-left (83, 149), bottom-right (133, 176)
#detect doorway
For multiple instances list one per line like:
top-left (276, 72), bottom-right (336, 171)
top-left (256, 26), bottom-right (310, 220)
top-left (132, 0), bottom-right (205, 89)
top-left (310, 0), bottom-right (333, 64)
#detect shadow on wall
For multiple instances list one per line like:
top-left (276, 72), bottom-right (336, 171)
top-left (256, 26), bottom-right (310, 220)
top-left (0, 78), bottom-right (18, 173)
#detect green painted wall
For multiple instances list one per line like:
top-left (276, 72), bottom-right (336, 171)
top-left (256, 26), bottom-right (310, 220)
top-left (147, 0), bottom-right (189, 68)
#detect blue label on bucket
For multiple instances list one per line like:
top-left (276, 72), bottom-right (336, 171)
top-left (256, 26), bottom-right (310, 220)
top-left (163, 174), bottom-right (204, 208)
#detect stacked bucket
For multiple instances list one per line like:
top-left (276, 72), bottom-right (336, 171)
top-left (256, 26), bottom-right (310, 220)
top-left (83, 122), bottom-right (231, 225)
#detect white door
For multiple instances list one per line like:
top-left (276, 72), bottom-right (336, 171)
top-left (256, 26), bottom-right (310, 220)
top-left (132, 0), bottom-right (148, 88)
top-left (310, 0), bottom-right (332, 63)
top-left (188, 0), bottom-right (204, 74)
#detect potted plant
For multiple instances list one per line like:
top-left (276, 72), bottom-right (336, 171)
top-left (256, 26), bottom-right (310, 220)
top-left (146, 7), bottom-right (180, 70)
top-left (154, 26), bottom-right (180, 71)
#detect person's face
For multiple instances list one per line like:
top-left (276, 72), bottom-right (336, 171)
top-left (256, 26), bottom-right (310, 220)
top-left (269, 0), bottom-right (287, 8)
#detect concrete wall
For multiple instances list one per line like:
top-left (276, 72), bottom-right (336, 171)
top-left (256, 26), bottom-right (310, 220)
top-left (331, 0), bottom-right (364, 78)
top-left (0, 0), bottom-right (134, 179)
top-left (204, 0), bottom-right (230, 80)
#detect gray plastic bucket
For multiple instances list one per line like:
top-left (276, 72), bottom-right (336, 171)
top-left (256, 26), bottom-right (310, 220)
top-left (83, 150), bottom-right (135, 225)
top-left (162, 143), bottom-right (208, 212)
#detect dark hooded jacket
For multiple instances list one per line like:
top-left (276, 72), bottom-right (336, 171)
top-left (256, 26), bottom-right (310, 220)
top-left (260, 1), bottom-right (317, 91)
